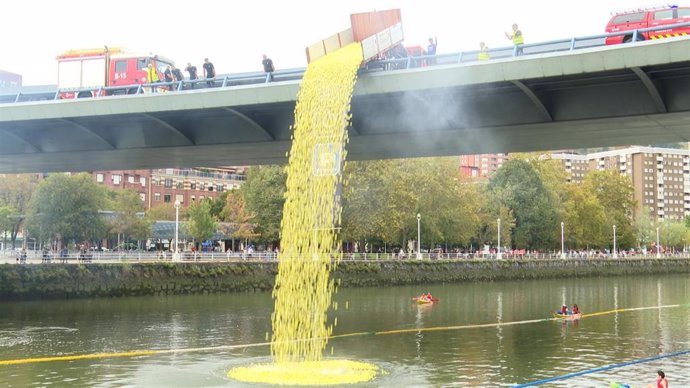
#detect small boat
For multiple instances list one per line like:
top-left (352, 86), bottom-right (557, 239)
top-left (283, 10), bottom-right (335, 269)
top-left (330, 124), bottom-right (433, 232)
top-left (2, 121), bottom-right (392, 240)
top-left (412, 297), bottom-right (440, 305)
top-left (552, 312), bottom-right (582, 320)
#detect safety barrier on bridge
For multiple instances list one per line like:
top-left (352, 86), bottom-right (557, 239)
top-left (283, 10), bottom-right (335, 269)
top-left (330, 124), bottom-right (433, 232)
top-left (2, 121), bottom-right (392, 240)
top-left (3, 21), bottom-right (690, 105)
top-left (1, 250), bottom-right (688, 264)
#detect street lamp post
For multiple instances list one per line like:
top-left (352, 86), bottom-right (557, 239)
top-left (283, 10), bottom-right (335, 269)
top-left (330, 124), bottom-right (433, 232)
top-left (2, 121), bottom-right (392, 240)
top-left (497, 218), bottom-right (502, 260)
top-left (173, 201), bottom-right (181, 262)
top-left (613, 224), bottom-right (618, 259)
top-left (416, 213), bottom-right (421, 260)
top-left (656, 226), bottom-right (661, 258)
top-left (561, 222), bottom-right (565, 259)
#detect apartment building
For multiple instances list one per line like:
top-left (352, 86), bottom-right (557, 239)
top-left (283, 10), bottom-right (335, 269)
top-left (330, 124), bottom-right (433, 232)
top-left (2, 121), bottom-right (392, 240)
top-left (552, 146), bottom-right (690, 221)
top-left (92, 167), bottom-right (247, 209)
top-left (459, 153), bottom-right (509, 178)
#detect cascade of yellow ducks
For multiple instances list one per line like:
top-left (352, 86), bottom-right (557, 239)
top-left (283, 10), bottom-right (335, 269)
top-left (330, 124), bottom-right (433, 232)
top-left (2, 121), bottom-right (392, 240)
top-left (272, 42), bottom-right (361, 362)
top-left (229, 43), bottom-right (379, 385)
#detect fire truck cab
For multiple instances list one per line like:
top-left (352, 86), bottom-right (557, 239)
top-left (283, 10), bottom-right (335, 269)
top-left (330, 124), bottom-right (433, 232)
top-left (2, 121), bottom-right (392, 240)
top-left (56, 47), bottom-right (174, 98)
top-left (605, 4), bottom-right (690, 45)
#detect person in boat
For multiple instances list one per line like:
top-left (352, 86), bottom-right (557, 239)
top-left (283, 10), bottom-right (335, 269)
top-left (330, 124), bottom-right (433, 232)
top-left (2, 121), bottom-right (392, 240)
top-left (558, 305), bottom-right (569, 315)
top-left (572, 304), bottom-right (580, 314)
top-left (647, 370), bottom-right (668, 388)
top-left (424, 293), bottom-right (433, 302)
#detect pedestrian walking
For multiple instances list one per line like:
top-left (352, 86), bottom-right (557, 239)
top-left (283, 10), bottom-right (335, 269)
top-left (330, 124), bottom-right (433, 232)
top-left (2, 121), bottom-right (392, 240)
top-left (262, 54), bottom-right (275, 82)
top-left (505, 23), bottom-right (524, 56)
top-left (203, 58), bottom-right (216, 87)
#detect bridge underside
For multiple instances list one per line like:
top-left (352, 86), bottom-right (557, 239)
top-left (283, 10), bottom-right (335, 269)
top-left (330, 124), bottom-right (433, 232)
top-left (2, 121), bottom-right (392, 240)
top-left (2, 40), bottom-right (690, 173)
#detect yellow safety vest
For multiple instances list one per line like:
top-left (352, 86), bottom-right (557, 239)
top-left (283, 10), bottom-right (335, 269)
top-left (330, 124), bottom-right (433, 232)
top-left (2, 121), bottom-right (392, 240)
top-left (146, 66), bottom-right (159, 83)
top-left (513, 30), bottom-right (524, 45)
top-left (478, 48), bottom-right (490, 61)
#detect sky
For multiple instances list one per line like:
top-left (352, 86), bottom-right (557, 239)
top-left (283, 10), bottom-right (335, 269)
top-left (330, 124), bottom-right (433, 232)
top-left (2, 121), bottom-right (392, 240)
top-left (2, 0), bottom-right (649, 85)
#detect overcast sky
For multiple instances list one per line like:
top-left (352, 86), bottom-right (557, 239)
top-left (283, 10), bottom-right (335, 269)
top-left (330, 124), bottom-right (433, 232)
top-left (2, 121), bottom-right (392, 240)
top-left (3, 0), bottom-right (646, 85)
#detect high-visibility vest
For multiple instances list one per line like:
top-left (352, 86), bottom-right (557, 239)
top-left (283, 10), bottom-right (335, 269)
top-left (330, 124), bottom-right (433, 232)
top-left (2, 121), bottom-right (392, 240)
top-left (146, 67), bottom-right (159, 83)
top-left (478, 48), bottom-right (490, 61)
top-left (513, 30), bottom-right (524, 45)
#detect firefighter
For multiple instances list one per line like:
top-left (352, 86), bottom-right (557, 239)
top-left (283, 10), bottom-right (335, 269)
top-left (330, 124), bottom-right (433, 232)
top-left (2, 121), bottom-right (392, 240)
top-left (478, 42), bottom-right (490, 61)
top-left (146, 63), bottom-right (160, 93)
top-left (505, 23), bottom-right (524, 56)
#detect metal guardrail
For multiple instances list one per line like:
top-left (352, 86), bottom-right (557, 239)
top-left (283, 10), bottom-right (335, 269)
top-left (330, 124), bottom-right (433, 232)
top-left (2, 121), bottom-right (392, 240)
top-left (2, 21), bottom-right (690, 105)
top-left (0, 250), bottom-right (685, 264)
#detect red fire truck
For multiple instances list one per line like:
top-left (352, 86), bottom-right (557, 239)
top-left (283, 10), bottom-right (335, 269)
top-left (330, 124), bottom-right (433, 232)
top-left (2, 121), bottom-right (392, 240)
top-left (605, 4), bottom-right (690, 45)
top-left (56, 47), bottom-right (174, 98)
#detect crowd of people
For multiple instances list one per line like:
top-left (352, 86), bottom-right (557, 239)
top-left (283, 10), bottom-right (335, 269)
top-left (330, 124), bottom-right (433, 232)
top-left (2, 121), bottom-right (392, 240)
top-left (144, 54), bottom-right (276, 93)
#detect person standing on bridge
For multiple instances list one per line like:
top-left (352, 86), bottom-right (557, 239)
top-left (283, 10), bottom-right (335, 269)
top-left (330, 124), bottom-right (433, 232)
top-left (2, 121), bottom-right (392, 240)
top-left (505, 23), bottom-right (524, 56)
top-left (203, 58), bottom-right (216, 87)
top-left (171, 65), bottom-right (184, 89)
top-left (478, 42), bottom-right (490, 61)
top-left (426, 37), bottom-right (437, 65)
top-left (262, 54), bottom-right (275, 82)
top-left (146, 63), bottom-right (160, 93)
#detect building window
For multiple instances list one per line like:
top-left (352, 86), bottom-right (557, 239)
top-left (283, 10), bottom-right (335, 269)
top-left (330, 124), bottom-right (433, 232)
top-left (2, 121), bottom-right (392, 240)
top-left (128, 175), bottom-right (135, 184)
top-left (176, 194), bottom-right (184, 204)
top-left (139, 193), bottom-right (146, 202)
top-left (140, 177), bottom-right (146, 186)
top-left (96, 173), bottom-right (104, 183)
top-left (164, 179), bottom-right (173, 188)
top-left (154, 193), bottom-right (161, 201)
top-left (112, 174), bottom-right (122, 185)
top-left (190, 183), bottom-right (196, 190)
top-left (164, 194), bottom-right (171, 203)
top-left (176, 181), bottom-right (183, 189)
top-left (208, 186), bottom-right (214, 192)
top-left (216, 184), bottom-right (224, 192)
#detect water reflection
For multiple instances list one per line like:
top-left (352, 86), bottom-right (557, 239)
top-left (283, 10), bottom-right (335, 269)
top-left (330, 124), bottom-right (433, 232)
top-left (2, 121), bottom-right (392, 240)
top-left (1, 274), bottom-right (690, 387)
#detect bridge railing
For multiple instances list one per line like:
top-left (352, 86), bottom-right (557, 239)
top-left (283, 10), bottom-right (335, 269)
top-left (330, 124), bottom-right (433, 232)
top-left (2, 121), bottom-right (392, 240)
top-left (3, 21), bottom-right (690, 105)
top-left (1, 250), bottom-right (686, 264)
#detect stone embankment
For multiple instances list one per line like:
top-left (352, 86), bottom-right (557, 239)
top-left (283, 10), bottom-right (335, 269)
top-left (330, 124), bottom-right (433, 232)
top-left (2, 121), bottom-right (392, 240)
top-left (1, 258), bottom-right (688, 301)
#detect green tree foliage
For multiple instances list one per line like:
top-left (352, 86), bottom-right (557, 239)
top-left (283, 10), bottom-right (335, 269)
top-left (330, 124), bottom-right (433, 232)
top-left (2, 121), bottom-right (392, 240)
top-left (476, 188), bottom-right (516, 248)
top-left (0, 174), bottom-right (39, 248)
top-left (25, 173), bottom-right (106, 243)
top-left (660, 220), bottom-right (687, 250)
top-left (109, 189), bottom-right (151, 242)
top-left (240, 166), bottom-right (286, 244)
top-left (562, 184), bottom-right (607, 249)
top-left (187, 200), bottom-right (217, 243)
top-left (341, 158), bottom-right (480, 250)
top-left (209, 191), bottom-right (229, 219)
top-left (146, 203), bottom-right (183, 221)
top-left (221, 190), bottom-right (257, 241)
top-left (635, 210), bottom-right (656, 250)
top-left (583, 170), bottom-right (637, 249)
top-left (488, 159), bottom-right (559, 249)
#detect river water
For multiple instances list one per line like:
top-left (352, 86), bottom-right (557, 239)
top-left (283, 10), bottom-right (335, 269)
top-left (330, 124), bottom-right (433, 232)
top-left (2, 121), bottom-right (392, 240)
top-left (1, 273), bottom-right (689, 387)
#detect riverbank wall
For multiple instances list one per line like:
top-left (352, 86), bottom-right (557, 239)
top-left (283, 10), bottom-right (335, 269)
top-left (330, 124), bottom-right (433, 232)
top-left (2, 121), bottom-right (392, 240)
top-left (1, 258), bottom-right (689, 301)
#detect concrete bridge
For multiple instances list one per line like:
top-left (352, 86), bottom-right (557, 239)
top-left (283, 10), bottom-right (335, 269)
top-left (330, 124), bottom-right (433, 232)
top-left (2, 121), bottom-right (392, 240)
top-left (2, 37), bottom-right (690, 173)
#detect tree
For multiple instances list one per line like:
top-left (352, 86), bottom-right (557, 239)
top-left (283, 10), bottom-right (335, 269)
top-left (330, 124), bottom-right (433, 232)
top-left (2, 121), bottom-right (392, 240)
top-left (0, 174), bottom-right (39, 248)
top-left (583, 170), bottom-right (637, 249)
top-left (476, 188), bottom-right (516, 249)
top-left (635, 210), bottom-right (656, 251)
top-left (187, 200), bottom-right (217, 243)
top-left (109, 189), bottom-right (151, 244)
top-left (240, 166), bottom-right (286, 244)
top-left (146, 203), bottom-right (182, 221)
top-left (660, 220), bottom-right (687, 251)
top-left (0, 204), bottom-right (16, 248)
top-left (25, 173), bottom-right (107, 244)
top-left (221, 190), bottom-right (257, 251)
top-left (562, 184), bottom-right (607, 249)
top-left (488, 159), bottom-right (559, 249)
top-left (209, 191), bottom-right (229, 219)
